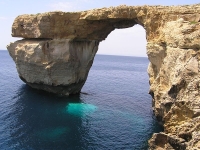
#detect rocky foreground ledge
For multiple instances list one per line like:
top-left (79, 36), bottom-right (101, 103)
top-left (7, 4), bottom-right (200, 149)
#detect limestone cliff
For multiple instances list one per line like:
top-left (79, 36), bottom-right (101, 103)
top-left (7, 4), bottom-right (200, 150)
top-left (148, 18), bottom-right (200, 150)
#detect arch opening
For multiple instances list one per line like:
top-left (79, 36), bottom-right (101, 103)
top-left (98, 25), bottom-right (147, 57)
top-left (82, 25), bottom-right (163, 149)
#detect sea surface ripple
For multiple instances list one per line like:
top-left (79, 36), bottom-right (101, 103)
top-left (0, 51), bottom-right (163, 150)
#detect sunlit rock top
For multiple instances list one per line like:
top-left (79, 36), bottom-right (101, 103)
top-left (12, 4), bottom-right (200, 41)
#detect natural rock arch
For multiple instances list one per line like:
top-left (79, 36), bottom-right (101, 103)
top-left (7, 4), bottom-right (200, 149)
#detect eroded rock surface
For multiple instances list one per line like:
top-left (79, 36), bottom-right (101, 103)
top-left (7, 4), bottom-right (200, 150)
top-left (7, 39), bottom-right (99, 95)
top-left (148, 18), bottom-right (200, 150)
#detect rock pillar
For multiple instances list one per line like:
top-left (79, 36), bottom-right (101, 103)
top-left (8, 39), bottom-right (99, 96)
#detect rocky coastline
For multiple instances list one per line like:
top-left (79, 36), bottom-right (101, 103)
top-left (7, 4), bottom-right (200, 149)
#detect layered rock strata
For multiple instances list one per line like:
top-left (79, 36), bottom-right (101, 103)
top-left (7, 39), bottom-right (99, 95)
top-left (7, 4), bottom-right (200, 149)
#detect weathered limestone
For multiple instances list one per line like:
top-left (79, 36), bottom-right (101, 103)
top-left (147, 18), bottom-right (200, 150)
top-left (7, 4), bottom-right (200, 150)
top-left (7, 39), bottom-right (99, 95)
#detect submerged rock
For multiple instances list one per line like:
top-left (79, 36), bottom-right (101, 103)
top-left (7, 4), bottom-right (200, 149)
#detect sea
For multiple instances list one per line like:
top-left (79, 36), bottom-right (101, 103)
top-left (0, 50), bottom-right (163, 150)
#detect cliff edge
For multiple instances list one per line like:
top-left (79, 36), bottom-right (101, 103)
top-left (7, 4), bottom-right (200, 149)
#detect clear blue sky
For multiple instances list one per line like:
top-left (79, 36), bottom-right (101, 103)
top-left (0, 0), bottom-right (199, 56)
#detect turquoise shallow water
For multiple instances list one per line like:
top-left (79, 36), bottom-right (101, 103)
top-left (0, 51), bottom-right (163, 150)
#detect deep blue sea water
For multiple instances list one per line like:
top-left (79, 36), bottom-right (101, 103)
top-left (0, 51), bottom-right (162, 150)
